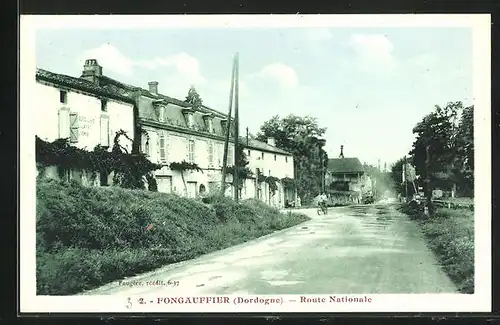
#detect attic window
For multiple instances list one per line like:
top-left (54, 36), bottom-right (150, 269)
top-left (101, 99), bottom-right (107, 112)
top-left (159, 107), bottom-right (165, 122)
top-left (202, 113), bottom-right (214, 133)
top-left (60, 90), bottom-right (67, 104)
top-left (182, 108), bottom-right (195, 128)
top-left (221, 119), bottom-right (228, 134)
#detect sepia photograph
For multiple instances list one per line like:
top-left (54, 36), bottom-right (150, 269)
top-left (20, 14), bottom-right (491, 313)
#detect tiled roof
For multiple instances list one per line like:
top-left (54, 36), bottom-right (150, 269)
top-left (98, 75), bottom-right (292, 155)
top-left (327, 157), bottom-right (364, 173)
top-left (242, 136), bottom-right (292, 156)
top-left (35, 69), bottom-right (134, 103)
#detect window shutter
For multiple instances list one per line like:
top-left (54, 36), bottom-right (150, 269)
top-left (58, 108), bottom-right (70, 139)
top-left (100, 114), bottom-right (110, 147)
top-left (165, 134), bottom-right (170, 164)
top-left (156, 133), bottom-right (160, 163)
top-left (208, 142), bottom-right (214, 166)
top-left (191, 140), bottom-right (195, 163)
top-left (69, 112), bottom-right (79, 143)
top-left (159, 133), bottom-right (166, 163)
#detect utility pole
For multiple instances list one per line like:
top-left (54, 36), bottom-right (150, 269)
top-left (221, 54), bottom-right (237, 195)
top-left (234, 53), bottom-right (240, 202)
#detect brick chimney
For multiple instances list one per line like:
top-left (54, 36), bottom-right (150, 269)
top-left (81, 59), bottom-right (103, 84)
top-left (267, 137), bottom-right (276, 147)
top-left (148, 81), bottom-right (159, 95)
top-left (339, 145), bottom-right (344, 158)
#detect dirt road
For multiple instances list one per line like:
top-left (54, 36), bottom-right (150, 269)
top-left (82, 203), bottom-right (457, 295)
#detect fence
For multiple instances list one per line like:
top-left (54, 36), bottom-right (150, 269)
top-left (433, 198), bottom-right (474, 210)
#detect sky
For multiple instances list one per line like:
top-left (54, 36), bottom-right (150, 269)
top-left (35, 26), bottom-right (473, 168)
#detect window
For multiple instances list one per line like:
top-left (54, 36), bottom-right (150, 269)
top-left (159, 133), bottom-right (166, 163)
top-left (159, 107), bottom-right (165, 122)
top-left (58, 166), bottom-right (70, 182)
top-left (60, 90), bottom-right (67, 104)
top-left (101, 100), bottom-right (108, 112)
top-left (58, 107), bottom-right (70, 139)
top-left (69, 112), bottom-right (79, 143)
top-left (247, 150), bottom-right (251, 156)
top-left (274, 154), bottom-right (277, 161)
top-left (142, 134), bottom-right (150, 157)
top-left (261, 152), bottom-right (264, 160)
top-left (187, 114), bottom-right (194, 128)
top-left (188, 139), bottom-right (195, 163)
top-left (208, 142), bottom-right (214, 166)
top-left (207, 119), bottom-right (213, 133)
top-left (100, 114), bottom-right (110, 147)
top-left (285, 156), bottom-right (288, 163)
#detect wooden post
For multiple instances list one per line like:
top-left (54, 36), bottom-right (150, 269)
top-left (220, 54), bottom-right (237, 195)
top-left (234, 53), bottom-right (240, 202)
top-left (425, 145), bottom-right (432, 216)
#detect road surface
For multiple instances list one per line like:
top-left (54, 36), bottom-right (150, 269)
top-left (81, 203), bottom-right (457, 296)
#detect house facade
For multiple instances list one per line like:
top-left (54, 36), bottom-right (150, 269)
top-left (325, 146), bottom-right (372, 201)
top-left (35, 59), bottom-right (296, 208)
top-left (35, 61), bottom-right (136, 185)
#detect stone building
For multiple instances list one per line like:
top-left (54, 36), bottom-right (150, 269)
top-left (34, 59), bottom-right (296, 208)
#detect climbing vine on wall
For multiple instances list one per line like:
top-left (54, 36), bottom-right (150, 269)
top-left (256, 169), bottom-right (280, 195)
top-left (226, 166), bottom-right (254, 180)
top-left (35, 130), bottom-right (162, 190)
top-left (281, 177), bottom-right (295, 188)
top-left (169, 160), bottom-right (203, 173)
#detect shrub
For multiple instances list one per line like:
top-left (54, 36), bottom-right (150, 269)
top-left (400, 203), bottom-right (474, 294)
top-left (36, 178), bottom-right (310, 295)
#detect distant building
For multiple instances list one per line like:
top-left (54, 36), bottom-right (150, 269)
top-left (325, 145), bottom-right (372, 200)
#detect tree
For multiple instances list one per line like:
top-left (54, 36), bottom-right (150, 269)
top-left (256, 114), bottom-right (328, 203)
top-left (454, 105), bottom-right (474, 196)
top-left (409, 101), bottom-right (463, 194)
top-left (227, 145), bottom-right (253, 191)
top-left (408, 101), bottom-right (474, 198)
top-left (185, 86), bottom-right (203, 109)
top-left (390, 158), bottom-right (405, 189)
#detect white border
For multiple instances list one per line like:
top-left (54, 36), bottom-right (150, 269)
top-left (20, 14), bottom-right (491, 313)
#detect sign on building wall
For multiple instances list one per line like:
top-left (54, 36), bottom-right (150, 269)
top-left (78, 115), bottom-right (96, 138)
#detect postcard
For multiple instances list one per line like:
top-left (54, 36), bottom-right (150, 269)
top-left (20, 13), bottom-right (491, 313)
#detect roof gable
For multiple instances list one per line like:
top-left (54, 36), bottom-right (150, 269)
top-left (327, 157), bottom-right (364, 173)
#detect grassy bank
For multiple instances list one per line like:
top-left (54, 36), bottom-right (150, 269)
top-left (36, 178), bottom-right (310, 295)
top-left (399, 203), bottom-right (474, 293)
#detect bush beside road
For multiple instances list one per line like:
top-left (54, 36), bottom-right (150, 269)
top-left (399, 203), bottom-right (474, 294)
top-left (36, 178), bottom-right (310, 295)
